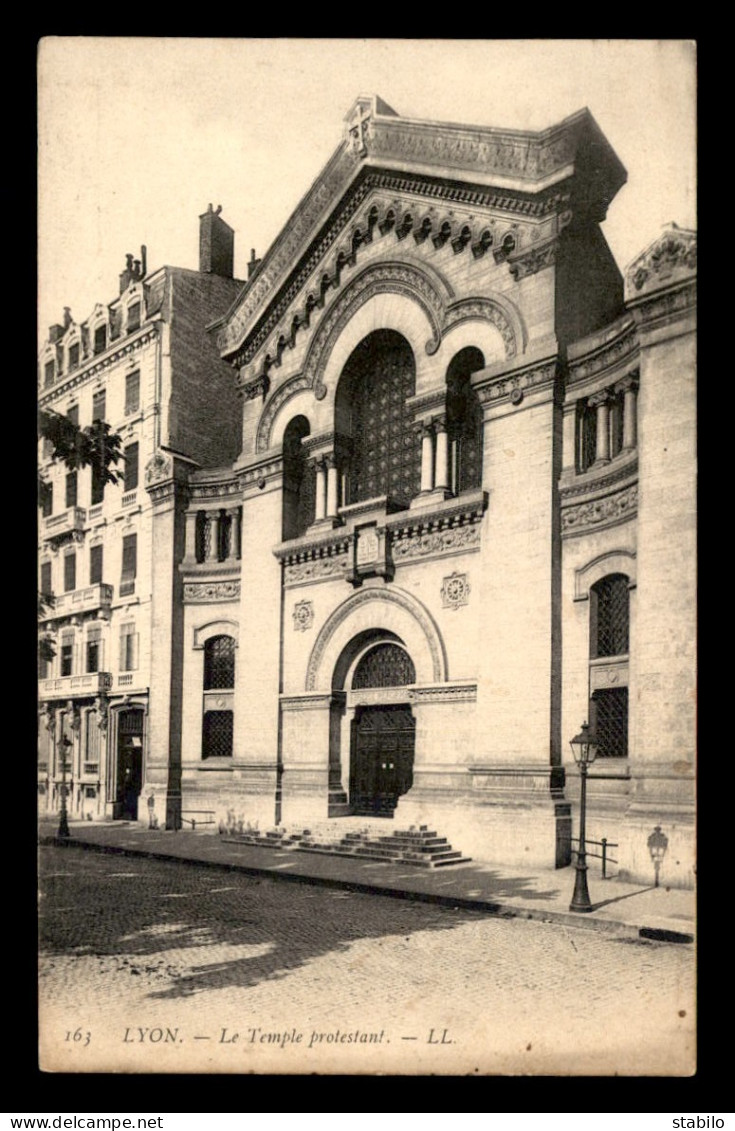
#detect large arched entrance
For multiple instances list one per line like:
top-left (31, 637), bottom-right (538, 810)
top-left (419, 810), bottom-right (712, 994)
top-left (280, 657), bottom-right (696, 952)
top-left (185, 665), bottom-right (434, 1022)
top-left (348, 642), bottom-right (416, 816)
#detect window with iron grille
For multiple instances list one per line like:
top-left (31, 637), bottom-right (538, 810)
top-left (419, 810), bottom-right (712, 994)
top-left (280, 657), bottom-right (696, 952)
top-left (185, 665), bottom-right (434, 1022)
top-left (89, 544), bottom-right (103, 585)
top-left (119, 623), bottom-right (138, 671)
top-left (124, 442), bottom-right (139, 491)
top-left (44, 360), bottom-right (54, 387)
top-left (127, 301), bottom-right (141, 333)
top-left (93, 325), bottom-right (107, 354)
top-left (40, 481), bottom-right (53, 517)
top-left (40, 561), bottom-right (52, 597)
top-left (92, 389), bottom-right (106, 422)
top-left (352, 643), bottom-right (416, 689)
top-left (120, 533), bottom-right (137, 596)
top-left (590, 574), bottom-right (629, 658)
top-left (125, 370), bottom-right (140, 415)
top-left (65, 471), bottom-right (77, 509)
top-left (446, 347), bottom-right (484, 494)
top-left (68, 342), bottom-right (80, 371)
top-left (203, 635), bottom-right (236, 690)
top-left (202, 711), bottom-right (233, 759)
top-left (63, 552), bottom-right (76, 593)
top-left (591, 687), bottom-right (628, 758)
top-left (338, 330), bottom-right (420, 506)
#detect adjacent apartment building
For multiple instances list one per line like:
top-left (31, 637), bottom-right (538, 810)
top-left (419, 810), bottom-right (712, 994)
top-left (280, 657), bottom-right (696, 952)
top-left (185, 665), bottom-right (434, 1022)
top-left (37, 207), bottom-right (244, 822)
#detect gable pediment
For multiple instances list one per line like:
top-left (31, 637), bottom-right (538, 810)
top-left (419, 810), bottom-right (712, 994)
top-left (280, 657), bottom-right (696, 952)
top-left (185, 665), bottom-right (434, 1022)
top-left (217, 97), bottom-right (626, 364)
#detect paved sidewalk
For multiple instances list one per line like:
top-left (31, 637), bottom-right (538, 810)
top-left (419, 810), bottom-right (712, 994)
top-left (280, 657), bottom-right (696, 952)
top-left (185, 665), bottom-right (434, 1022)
top-left (38, 819), bottom-right (695, 942)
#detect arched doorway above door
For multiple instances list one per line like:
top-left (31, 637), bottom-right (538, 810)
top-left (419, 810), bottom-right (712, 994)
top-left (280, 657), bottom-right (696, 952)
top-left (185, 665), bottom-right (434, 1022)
top-left (347, 640), bottom-right (416, 818)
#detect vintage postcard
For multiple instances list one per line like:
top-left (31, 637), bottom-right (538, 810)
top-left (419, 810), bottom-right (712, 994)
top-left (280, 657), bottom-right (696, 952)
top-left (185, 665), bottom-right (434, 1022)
top-left (37, 38), bottom-right (696, 1076)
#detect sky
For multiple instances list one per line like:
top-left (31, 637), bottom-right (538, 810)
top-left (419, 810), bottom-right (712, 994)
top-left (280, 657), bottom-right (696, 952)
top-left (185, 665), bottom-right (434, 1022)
top-left (37, 38), bottom-right (697, 339)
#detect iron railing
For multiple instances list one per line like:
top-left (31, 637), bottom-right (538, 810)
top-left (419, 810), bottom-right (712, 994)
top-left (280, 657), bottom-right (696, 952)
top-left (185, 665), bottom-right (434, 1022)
top-left (571, 835), bottom-right (618, 878)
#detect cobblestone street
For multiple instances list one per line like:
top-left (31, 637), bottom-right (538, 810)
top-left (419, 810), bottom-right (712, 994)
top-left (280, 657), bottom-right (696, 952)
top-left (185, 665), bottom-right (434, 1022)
top-left (38, 845), bottom-right (695, 1076)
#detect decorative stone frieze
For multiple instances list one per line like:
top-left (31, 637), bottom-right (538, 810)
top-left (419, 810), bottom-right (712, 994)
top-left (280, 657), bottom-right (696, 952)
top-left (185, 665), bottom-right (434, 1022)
top-left (475, 359), bottom-right (557, 406)
top-left (292, 600), bottom-right (315, 631)
top-left (393, 524), bottom-right (481, 563)
top-left (183, 580), bottom-right (241, 603)
top-left (411, 683), bottom-right (477, 703)
top-left (568, 324), bottom-right (638, 386)
top-left (440, 571), bottom-right (470, 610)
top-left (561, 483), bottom-right (638, 536)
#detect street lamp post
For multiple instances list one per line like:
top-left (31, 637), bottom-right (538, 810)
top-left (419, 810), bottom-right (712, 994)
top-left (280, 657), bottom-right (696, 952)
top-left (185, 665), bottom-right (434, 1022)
top-left (647, 825), bottom-right (669, 888)
top-left (569, 721), bottom-right (599, 913)
top-left (58, 735), bottom-right (72, 839)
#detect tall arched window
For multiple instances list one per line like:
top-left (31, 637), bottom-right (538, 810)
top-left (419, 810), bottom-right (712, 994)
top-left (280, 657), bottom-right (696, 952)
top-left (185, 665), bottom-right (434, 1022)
top-left (336, 330), bottom-right (419, 506)
top-left (282, 415), bottom-right (313, 539)
top-left (590, 573), bottom-right (629, 758)
top-left (446, 347), bottom-right (484, 494)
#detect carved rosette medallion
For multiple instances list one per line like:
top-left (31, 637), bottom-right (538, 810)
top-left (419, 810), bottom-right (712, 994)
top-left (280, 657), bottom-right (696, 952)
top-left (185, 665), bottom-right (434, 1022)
top-left (145, 450), bottom-right (172, 486)
top-left (293, 600), bottom-right (315, 632)
top-left (441, 571), bottom-right (470, 610)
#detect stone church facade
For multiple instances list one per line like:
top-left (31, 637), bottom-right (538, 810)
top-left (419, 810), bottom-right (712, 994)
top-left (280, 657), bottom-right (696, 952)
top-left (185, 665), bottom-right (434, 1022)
top-left (54, 96), bottom-right (695, 888)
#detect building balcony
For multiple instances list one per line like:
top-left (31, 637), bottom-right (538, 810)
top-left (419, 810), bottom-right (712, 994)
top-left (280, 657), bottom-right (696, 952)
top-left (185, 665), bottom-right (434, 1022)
top-left (38, 672), bottom-right (113, 700)
top-left (39, 583), bottom-right (113, 623)
top-left (43, 506), bottom-right (87, 542)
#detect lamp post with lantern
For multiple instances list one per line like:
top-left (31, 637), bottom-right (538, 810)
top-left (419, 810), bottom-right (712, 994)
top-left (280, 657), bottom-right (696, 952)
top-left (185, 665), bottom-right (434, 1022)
top-left (57, 735), bottom-right (72, 839)
top-left (569, 721), bottom-right (599, 913)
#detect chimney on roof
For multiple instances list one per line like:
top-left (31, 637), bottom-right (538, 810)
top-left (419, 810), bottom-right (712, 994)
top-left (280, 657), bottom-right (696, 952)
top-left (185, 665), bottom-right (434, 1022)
top-left (63, 307), bottom-right (72, 330)
top-left (119, 253), bottom-right (135, 294)
top-left (199, 203), bottom-right (234, 278)
top-left (248, 248), bottom-right (261, 279)
top-left (48, 323), bottom-right (64, 344)
top-left (140, 245), bottom-right (147, 277)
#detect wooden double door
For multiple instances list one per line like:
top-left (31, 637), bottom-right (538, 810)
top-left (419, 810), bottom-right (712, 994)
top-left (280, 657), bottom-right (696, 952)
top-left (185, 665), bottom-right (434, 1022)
top-left (350, 704), bottom-right (415, 817)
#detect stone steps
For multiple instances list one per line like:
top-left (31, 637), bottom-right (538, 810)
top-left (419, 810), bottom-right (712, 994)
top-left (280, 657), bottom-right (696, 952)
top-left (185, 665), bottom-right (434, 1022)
top-left (222, 822), bottom-right (470, 868)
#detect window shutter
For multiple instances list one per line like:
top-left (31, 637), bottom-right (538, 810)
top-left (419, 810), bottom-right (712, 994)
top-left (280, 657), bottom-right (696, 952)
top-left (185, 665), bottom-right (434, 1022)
top-left (89, 545), bottom-right (103, 585)
top-left (132, 632), bottom-right (139, 671)
top-left (92, 390), bottom-right (106, 422)
top-left (65, 471), bottom-right (77, 509)
top-left (64, 553), bottom-right (76, 593)
top-left (124, 443), bottom-right (139, 491)
top-left (40, 562), bottom-right (52, 596)
top-left (125, 370), bottom-right (140, 415)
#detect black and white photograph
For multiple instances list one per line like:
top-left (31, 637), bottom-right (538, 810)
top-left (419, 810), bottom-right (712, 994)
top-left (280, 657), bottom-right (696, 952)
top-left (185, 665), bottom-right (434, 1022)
top-left (37, 37), bottom-right (697, 1077)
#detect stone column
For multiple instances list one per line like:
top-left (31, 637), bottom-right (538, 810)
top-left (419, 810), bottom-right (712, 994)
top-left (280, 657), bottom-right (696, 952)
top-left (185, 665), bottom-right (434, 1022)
top-left (619, 375), bottom-right (639, 451)
top-left (225, 506), bottom-right (240, 561)
top-left (562, 405), bottom-right (577, 473)
top-left (420, 423), bottom-right (434, 492)
top-left (314, 458), bottom-right (327, 521)
top-left (325, 455), bottom-right (339, 518)
top-left (434, 417), bottom-right (449, 491)
top-left (590, 391), bottom-right (611, 464)
top-left (184, 511), bottom-right (198, 561)
top-left (204, 512), bottom-right (219, 561)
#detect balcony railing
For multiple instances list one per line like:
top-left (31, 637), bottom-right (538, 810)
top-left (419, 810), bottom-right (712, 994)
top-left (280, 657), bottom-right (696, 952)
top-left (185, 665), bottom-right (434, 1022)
top-left (121, 490), bottom-right (137, 508)
top-left (40, 583), bottom-right (113, 622)
top-left (38, 672), bottom-right (112, 700)
top-left (43, 507), bottom-right (87, 540)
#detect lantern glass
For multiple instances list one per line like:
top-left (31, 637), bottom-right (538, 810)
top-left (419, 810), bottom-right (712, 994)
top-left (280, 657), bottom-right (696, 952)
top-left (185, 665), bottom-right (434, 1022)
top-left (569, 722), bottom-right (598, 766)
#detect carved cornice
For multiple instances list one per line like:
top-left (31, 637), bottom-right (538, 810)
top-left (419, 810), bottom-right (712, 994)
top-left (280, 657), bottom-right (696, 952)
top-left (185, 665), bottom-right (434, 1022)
top-left (38, 327), bottom-right (158, 406)
top-left (240, 374), bottom-right (270, 400)
top-left (568, 324), bottom-right (639, 386)
top-left (411, 683), bottom-right (477, 703)
top-left (183, 580), bottom-right (241, 603)
top-left (629, 281), bottom-right (697, 331)
top-left (474, 358), bottom-right (557, 406)
top-left (560, 455), bottom-right (638, 500)
top-left (189, 477), bottom-right (241, 501)
top-left (561, 483), bottom-right (638, 537)
top-left (219, 165), bottom-right (573, 365)
top-left (284, 553), bottom-right (349, 587)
